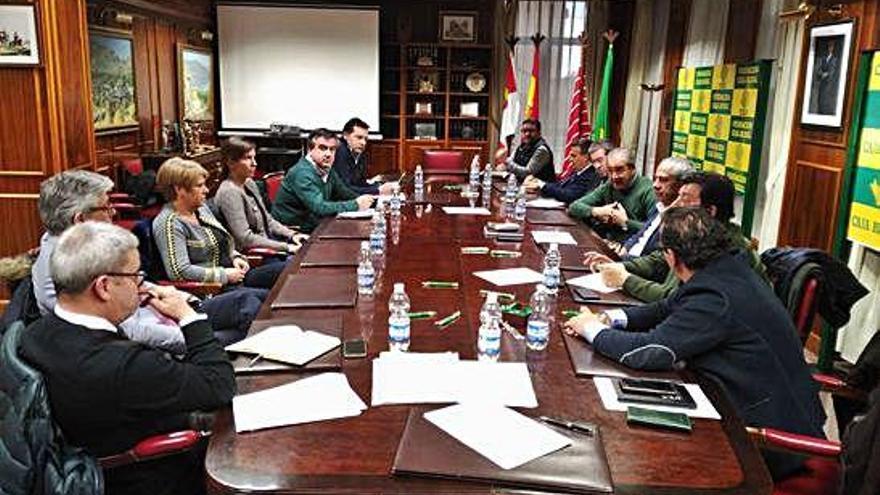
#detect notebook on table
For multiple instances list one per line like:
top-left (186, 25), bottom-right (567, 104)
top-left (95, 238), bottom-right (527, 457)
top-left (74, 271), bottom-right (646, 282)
top-left (270, 272), bottom-right (357, 309)
top-left (393, 407), bottom-right (613, 494)
top-left (299, 240), bottom-right (362, 267)
top-left (230, 315), bottom-right (343, 374)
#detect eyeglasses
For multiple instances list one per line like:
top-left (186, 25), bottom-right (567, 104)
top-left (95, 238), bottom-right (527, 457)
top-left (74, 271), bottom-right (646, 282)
top-left (104, 270), bottom-right (146, 287)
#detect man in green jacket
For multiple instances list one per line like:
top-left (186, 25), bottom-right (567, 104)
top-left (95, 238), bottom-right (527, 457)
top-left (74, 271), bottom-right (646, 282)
top-left (568, 147), bottom-right (655, 242)
top-left (584, 172), bottom-right (768, 302)
top-left (271, 128), bottom-right (373, 232)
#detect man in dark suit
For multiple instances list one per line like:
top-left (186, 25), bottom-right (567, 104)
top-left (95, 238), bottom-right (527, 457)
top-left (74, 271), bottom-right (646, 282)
top-left (332, 117), bottom-right (396, 195)
top-left (523, 137), bottom-right (600, 204)
top-left (564, 207), bottom-right (826, 480)
top-left (20, 221), bottom-right (236, 495)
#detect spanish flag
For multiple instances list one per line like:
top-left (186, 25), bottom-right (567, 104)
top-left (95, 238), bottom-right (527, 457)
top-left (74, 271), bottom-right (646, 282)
top-left (523, 43), bottom-right (541, 120)
top-left (499, 50), bottom-right (520, 148)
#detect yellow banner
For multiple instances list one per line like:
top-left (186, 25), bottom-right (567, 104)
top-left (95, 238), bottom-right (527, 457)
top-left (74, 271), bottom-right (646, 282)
top-left (725, 142), bottom-right (751, 172)
top-left (858, 127), bottom-right (880, 170)
top-left (707, 114), bottom-right (731, 140)
top-left (713, 64), bottom-right (736, 89)
top-left (731, 88), bottom-right (757, 117)
top-left (678, 67), bottom-right (695, 90)
top-left (692, 90), bottom-right (711, 114)
top-left (870, 53), bottom-right (880, 91)
top-left (847, 202), bottom-right (880, 249)
top-left (688, 134), bottom-right (706, 160)
top-left (674, 110), bottom-right (691, 133)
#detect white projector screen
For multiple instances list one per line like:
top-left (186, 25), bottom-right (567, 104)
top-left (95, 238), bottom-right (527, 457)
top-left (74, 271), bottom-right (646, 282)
top-left (217, 4), bottom-right (380, 131)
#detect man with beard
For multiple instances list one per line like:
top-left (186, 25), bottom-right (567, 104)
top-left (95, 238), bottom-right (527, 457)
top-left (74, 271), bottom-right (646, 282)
top-left (494, 119), bottom-right (556, 183)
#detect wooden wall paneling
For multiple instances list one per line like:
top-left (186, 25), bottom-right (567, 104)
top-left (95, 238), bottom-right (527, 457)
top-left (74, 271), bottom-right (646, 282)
top-left (366, 142), bottom-right (399, 176)
top-left (133, 15), bottom-right (158, 150)
top-left (778, 0), bottom-right (879, 249)
top-left (155, 19), bottom-right (178, 124)
top-left (655, 0), bottom-right (691, 161)
top-left (724, 0), bottom-right (763, 63)
top-left (0, 70), bottom-right (48, 176)
top-left (0, 196), bottom-right (42, 255)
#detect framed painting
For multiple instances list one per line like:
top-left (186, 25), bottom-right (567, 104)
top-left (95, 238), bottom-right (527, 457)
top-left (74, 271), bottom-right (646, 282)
top-left (0, 3), bottom-right (41, 66)
top-left (439, 11), bottom-right (477, 43)
top-left (178, 44), bottom-right (214, 122)
top-left (89, 29), bottom-right (137, 130)
top-left (800, 20), bottom-right (855, 128)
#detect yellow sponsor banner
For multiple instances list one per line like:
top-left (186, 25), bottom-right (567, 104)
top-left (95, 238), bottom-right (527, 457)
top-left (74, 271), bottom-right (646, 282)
top-left (731, 88), bottom-right (757, 117)
top-left (847, 202), bottom-right (880, 249)
top-left (687, 134), bottom-right (706, 160)
top-left (674, 110), bottom-right (691, 133)
top-left (725, 141), bottom-right (751, 172)
top-left (870, 52), bottom-right (880, 91)
top-left (692, 90), bottom-right (711, 114)
top-left (712, 64), bottom-right (736, 90)
top-left (707, 114), bottom-right (731, 140)
top-left (858, 127), bottom-right (880, 170)
top-left (704, 162), bottom-right (725, 174)
top-left (678, 67), bottom-right (695, 90)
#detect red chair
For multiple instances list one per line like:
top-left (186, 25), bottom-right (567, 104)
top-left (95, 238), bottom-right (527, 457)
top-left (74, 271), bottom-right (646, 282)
top-left (422, 150), bottom-right (466, 184)
top-left (98, 430), bottom-right (209, 469)
top-left (748, 427), bottom-right (841, 495)
top-left (261, 171), bottom-right (285, 205)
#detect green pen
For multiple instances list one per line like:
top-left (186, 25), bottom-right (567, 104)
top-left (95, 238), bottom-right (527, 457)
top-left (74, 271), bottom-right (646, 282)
top-left (434, 310), bottom-right (461, 328)
top-left (461, 246), bottom-right (490, 254)
top-left (490, 250), bottom-right (522, 258)
top-left (422, 281), bottom-right (460, 289)
top-left (408, 311), bottom-right (437, 320)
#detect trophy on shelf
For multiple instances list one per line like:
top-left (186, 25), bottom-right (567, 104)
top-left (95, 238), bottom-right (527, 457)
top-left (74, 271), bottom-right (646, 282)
top-left (181, 120), bottom-right (195, 156)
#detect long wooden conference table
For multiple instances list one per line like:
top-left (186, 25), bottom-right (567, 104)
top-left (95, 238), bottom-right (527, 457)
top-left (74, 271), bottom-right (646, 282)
top-left (205, 184), bottom-right (773, 494)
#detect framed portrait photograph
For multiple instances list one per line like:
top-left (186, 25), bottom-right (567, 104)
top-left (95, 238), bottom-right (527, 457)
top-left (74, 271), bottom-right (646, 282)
top-left (439, 11), bottom-right (477, 43)
top-left (89, 29), bottom-right (138, 130)
top-left (801, 20), bottom-right (855, 128)
top-left (415, 101), bottom-right (433, 115)
top-left (414, 122), bottom-right (437, 140)
top-left (0, 3), bottom-right (41, 66)
top-left (178, 44), bottom-right (214, 122)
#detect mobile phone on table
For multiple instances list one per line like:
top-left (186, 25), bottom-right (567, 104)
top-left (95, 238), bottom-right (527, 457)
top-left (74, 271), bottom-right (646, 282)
top-left (619, 378), bottom-right (680, 396)
top-left (342, 339), bottom-right (367, 358)
top-left (626, 406), bottom-right (692, 432)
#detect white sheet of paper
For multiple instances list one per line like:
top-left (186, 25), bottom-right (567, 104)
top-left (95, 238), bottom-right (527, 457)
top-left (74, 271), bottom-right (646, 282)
top-left (442, 206), bottom-right (492, 216)
top-left (531, 230), bottom-right (578, 245)
top-left (233, 373), bottom-right (366, 433)
top-left (337, 209), bottom-right (375, 219)
top-left (593, 377), bottom-right (721, 420)
top-left (526, 198), bottom-right (566, 209)
top-left (452, 361), bottom-right (538, 408)
top-left (371, 352), bottom-right (461, 406)
top-left (472, 267), bottom-right (545, 287)
top-left (424, 403), bottom-right (572, 470)
top-left (565, 273), bottom-right (619, 294)
top-left (225, 325), bottom-right (341, 366)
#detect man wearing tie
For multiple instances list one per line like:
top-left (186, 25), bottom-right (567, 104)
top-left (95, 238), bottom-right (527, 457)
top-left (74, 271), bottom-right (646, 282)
top-left (522, 138), bottom-right (601, 204)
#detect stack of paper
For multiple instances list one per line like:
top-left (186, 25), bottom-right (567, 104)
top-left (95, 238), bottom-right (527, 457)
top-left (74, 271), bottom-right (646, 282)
top-left (442, 206), bottom-right (492, 216)
top-left (225, 325), bottom-right (341, 366)
top-left (424, 403), bottom-right (572, 469)
top-left (526, 198), bottom-right (566, 209)
top-left (472, 267), bottom-right (544, 287)
top-left (233, 373), bottom-right (367, 432)
top-left (531, 230), bottom-right (578, 245)
top-left (337, 209), bottom-right (375, 219)
top-left (592, 377), bottom-right (721, 419)
top-left (565, 273), bottom-right (619, 294)
top-left (371, 352), bottom-right (538, 408)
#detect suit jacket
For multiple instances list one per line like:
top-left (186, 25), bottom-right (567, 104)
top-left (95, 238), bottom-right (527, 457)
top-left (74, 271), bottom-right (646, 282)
top-left (214, 178), bottom-right (295, 251)
top-left (621, 205), bottom-right (662, 257)
top-left (333, 139), bottom-right (379, 195)
top-left (593, 254), bottom-right (825, 478)
top-left (271, 157), bottom-right (359, 232)
top-left (20, 313), bottom-right (235, 495)
top-left (540, 165), bottom-right (600, 204)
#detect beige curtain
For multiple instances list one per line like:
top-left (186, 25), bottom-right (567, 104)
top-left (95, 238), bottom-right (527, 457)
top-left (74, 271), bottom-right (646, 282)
top-left (682, 0), bottom-right (729, 67)
top-left (838, 245), bottom-right (880, 362)
top-left (753, 0), bottom-right (805, 250)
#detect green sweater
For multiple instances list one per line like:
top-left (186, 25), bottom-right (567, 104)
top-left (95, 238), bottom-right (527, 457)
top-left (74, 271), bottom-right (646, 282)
top-left (271, 157), bottom-right (359, 232)
top-left (621, 223), bottom-right (768, 303)
top-left (568, 176), bottom-right (655, 241)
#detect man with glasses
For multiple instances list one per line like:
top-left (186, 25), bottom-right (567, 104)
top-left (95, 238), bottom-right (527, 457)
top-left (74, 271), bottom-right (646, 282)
top-left (32, 170), bottom-right (187, 353)
top-left (21, 221), bottom-right (235, 495)
top-left (494, 119), bottom-right (556, 183)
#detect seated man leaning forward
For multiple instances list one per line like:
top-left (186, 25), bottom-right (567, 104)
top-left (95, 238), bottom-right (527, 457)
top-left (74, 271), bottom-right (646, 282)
top-left (568, 147), bottom-right (655, 242)
top-left (494, 118), bottom-right (556, 183)
top-left (564, 207), bottom-right (826, 480)
top-left (523, 137), bottom-right (602, 204)
top-left (271, 128), bottom-right (373, 232)
top-left (20, 221), bottom-right (235, 495)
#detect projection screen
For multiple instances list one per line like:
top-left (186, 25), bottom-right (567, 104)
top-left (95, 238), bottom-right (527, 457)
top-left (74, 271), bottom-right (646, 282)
top-left (217, 4), bottom-right (380, 131)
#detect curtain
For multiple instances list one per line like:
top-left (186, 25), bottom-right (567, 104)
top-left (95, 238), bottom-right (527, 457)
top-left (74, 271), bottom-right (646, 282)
top-left (682, 0), bottom-right (729, 67)
top-left (619, 0), bottom-right (670, 176)
top-left (753, 0), bottom-right (805, 250)
top-left (838, 245), bottom-right (880, 362)
top-left (512, 1), bottom-right (590, 169)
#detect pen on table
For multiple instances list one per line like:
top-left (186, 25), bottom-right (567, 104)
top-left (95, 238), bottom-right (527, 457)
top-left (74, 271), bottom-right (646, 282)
top-left (434, 310), bottom-right (461, 328)
top-left (539, 416), bottom-right (594, 436)
top-left (246, 354), bottom-right (262, 368)
top-left (479, 289), bottom-right (516, 303)
top-left (490, 249), bottom-right (522, 258)
top-left (422, 281), bottom-right (459, 289)
top-left (461, 246), bottom-right (490, 254)
top-left (408, 310), bottom-right (437, 320)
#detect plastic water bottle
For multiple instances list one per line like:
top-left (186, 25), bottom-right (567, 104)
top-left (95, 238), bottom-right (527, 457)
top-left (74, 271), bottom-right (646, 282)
top-left (526, 285), bottom-right (551, 350)
top-left (388, 283), bottom-right (411, 351)
top-left (477, 292), bottom-right (502, 362)
top-left (370, 212), bottom-right (385, 255)
top-left (482, 163), bottom-right (493, 197)
top-left (469, 159), bottom-right (481, 190)
top-left (505, 173), bottom-right (517, 202)
top-left (414, 164), bottom-right (424, 193)
top-left (515, 187), bottom-right (527, 221)
top-left (357, 241), bottom-right (375, 296)
top-left (389, 184), bottom-right (402, 216)
top-left (542, 243), bottom-right (561, 294)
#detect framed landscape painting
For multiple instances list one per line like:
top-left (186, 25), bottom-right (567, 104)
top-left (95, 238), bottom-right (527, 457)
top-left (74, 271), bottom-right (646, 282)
top-left (0, 4), bottom-right (41, 66)
top-left (89, 29), bottom-right (137, 130)
top-left (178, 44), bottom-right (214, 122)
